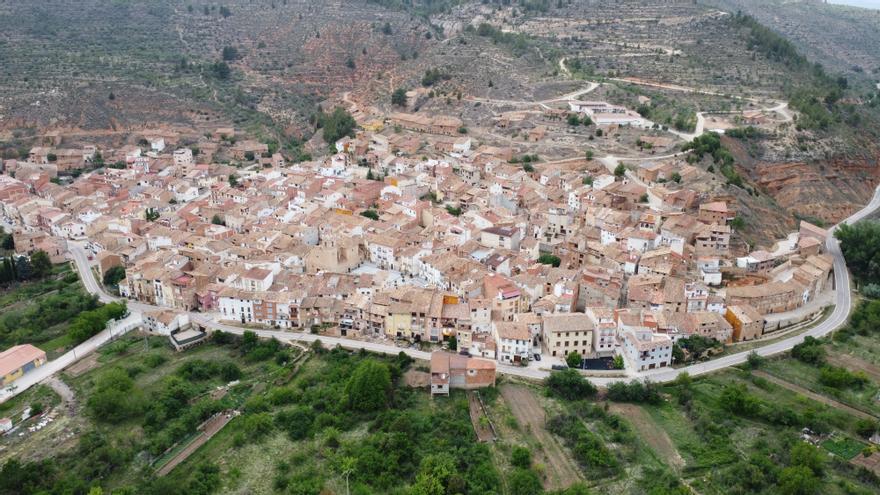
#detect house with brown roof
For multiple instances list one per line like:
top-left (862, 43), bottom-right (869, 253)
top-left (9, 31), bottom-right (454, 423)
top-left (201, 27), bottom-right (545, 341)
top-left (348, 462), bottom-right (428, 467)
top-left (430, 351), bottom-right (496, 396)
top-left (493, 321), bottom-right (531, 364)
top-left (542, 313), bottom-right (594, 359)
top-left (0, 344), bottom-right (47, 386)
top-left (725, 304), bottom-right (765, 342)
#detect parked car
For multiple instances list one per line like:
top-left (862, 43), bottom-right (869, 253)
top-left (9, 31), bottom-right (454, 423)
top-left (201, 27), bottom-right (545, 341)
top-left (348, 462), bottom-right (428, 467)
top-left (551, 364), bottom-right (567, 371)
top-left (533, 353), bottom-right (541, 361)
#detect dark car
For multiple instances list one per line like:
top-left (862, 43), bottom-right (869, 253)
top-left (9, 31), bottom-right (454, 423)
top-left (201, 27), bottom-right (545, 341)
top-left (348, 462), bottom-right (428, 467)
top-left (533, 353), bottom-right (541, 361)
top-left (551, 364), bottom-right (567, 371)
top-left (459, 350), bottom-right (470, 357)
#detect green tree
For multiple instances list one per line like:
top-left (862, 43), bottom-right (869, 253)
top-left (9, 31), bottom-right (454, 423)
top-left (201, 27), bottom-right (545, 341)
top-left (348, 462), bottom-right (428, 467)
top-left (145, 208), bottom-right (159, 222)
top-left (211, 214), bottom-right (224, 225)
top-left (614, 164), bottom-right (626, 177)
top-left (391, 88), bottom-right (408, 107)
top-left (730, 216), bottom-right (746, 230)
top-left (317, 107), bottom-right (357, 144)
top-left (102, 266), bottom-right (126, 287)
top-left (410, 454), bottom-right (455, 495)
top-left (345, 359), bottom-right (392, 412)
top-left (211, 61), bottom-right (231, 79)
top-left (511, 446), bottom-right (532, 469)
top-left (221, 46), bottom-right (239, 61)
top-left (360, 209), bottom-right (379, 221)
top-left (508, 468), bottom-right (543, 495)
top-left (228, 174), bottom-right (239, 187)
top-left (746, 350), bottom-right (765, 369)
top-left (87, 367), bottom-right (144, 422)
top-left (30, 250), bottom-right (52, 279)
top-left (565, 352), bottom-right (582, 368)
top-left (719, 383), bottom-right (760, 416)
top-left (670, 171), bottom-right (682, 183)
top-left (791, 336), bottom-right (825, 364)
top-left (537, 254), bottom-right (561, 267)
top-left (778, 466), bottom-right (820, 495)
top-left (835, 221), bottom-right (880, 285)
top-left (790, 442), bottom-right (824, 476)
top-left (545, 369), bottom-right (597, 400)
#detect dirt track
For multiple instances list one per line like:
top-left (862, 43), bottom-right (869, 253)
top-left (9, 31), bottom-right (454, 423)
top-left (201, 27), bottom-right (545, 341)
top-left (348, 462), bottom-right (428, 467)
top-left (608, 403), bottom-right (684, 471)
top-left (753, 371), bottom-right (877, 421)
top-left (501, 385), bottom-right (581, 490)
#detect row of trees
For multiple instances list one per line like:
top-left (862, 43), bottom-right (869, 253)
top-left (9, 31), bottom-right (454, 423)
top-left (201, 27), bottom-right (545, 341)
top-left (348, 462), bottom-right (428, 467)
top-left (68, 301), bottom-right (127, 344)
top-left (0, 251), bottom-right (52, 285)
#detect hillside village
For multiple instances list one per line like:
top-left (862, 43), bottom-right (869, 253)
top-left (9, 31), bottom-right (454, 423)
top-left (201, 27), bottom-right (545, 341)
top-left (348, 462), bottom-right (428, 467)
top-left (0, 95), bottom-right (837, 376)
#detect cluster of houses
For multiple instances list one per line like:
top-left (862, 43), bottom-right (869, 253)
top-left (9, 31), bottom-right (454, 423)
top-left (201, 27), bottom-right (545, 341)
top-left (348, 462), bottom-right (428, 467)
top-left (0, 107), bottom-right (836, 374)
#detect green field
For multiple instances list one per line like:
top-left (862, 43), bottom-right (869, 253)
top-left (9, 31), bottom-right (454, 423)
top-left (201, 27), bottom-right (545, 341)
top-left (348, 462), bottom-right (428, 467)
top-left (0, 264), bottom-right (99, 358)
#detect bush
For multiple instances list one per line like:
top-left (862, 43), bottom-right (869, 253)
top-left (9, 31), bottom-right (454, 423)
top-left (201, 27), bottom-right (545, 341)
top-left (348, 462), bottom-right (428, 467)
top-left (818, 365), bottom-right (867, 389)
top-left (545, 369), bottom-right (597, 400)
top-left (746, 351), bottom-right (765, 369)
top-left (719, 383), bottom-right (761, 416)
top-left (316, 107), bottom-right (356, 144)
top-left (68, 301), bottom-right (128, 344)
top-left (835, 221), bottom-right (880, 285)
top-left (508, 468), bottom-right (542, 495)
top-left (511, 446), bottom-right (531, 469)
top-left (345, 359), bottom-right (392, 412)
top-left (547, 413), bottom-right (620, 477)
top-left (791, 336), bottom-right (825, 364)
top-left (101, 266), bottom-right (126, 287)
top-left (87, 367), bottom-right (144, 422)
top-left (790, 442), bottom-right (824, 476)
top-left (855, 419), bottom-right (878, 438)
top-left (360, 209), bottom-right (379, 221)
top-left (240, 412), bottom-right (274, 442)
top-left (606, 380), bottom-right (662, 404)
top-left (391, 88), bottom-right (407, 107)
top-left (538, 254), bottom-right (561, 267)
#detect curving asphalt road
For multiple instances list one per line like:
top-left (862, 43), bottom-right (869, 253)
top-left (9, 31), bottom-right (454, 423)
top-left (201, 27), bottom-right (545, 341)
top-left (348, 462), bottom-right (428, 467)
top-left (2, 184), bottom-right (876, 402)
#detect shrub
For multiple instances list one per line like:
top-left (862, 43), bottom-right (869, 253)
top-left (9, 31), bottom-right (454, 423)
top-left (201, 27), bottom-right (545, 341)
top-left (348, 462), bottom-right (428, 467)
top-left (538, 254), bottom-right (561, 267)
top-left (791, 336), bottom-right (825, 364)
top-left (545, 369), bottom-right (597, 400)
top-left (719, 383), bottom-right (761, 416)
top-left (345, 359), bottom-right (392, 412)
top-left (511, 446), bottom-right (531, 469)
top-left (818, 365), bottom-right (867, 389)
top-left (606, 380), bottom-right (662, 404)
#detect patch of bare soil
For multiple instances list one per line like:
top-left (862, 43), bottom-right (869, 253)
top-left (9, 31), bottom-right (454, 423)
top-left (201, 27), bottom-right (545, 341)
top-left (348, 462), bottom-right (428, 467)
top-left (851, 451), bottom-right (880, 476)
top-left (500, 384), bottom-right (582, 490)
top-left (403, 369), bottom-right (430, 388)
top-left (608, 402), bottom-right (684, 471)
top-left (65, 353), bottom-right (100, 377)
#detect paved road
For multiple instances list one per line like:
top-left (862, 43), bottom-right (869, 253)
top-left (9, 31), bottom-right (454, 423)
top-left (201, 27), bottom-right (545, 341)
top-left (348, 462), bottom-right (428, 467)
top-left (6, 184), bottom-right (876, 397)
